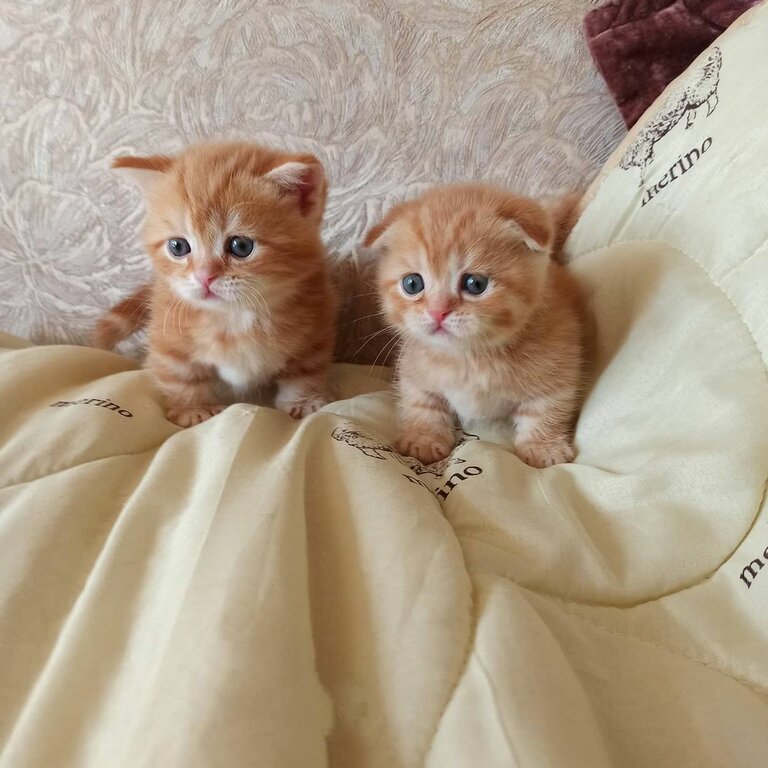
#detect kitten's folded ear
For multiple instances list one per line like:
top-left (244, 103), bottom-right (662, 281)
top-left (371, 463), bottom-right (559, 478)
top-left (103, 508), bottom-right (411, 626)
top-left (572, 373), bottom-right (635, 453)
top-left (363, 202), bottom-right (409, 248)
top-left (496, 195), bottom-right (553, 254)
top-left (112, 155), bottom-right (174, 196)
top-left (264, 155), bottom-right (327, 223)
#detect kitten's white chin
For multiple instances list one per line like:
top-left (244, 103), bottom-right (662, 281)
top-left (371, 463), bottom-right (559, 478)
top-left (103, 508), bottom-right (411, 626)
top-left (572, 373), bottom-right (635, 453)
top-left (182, 293), bottom-right (229, 310)
top-left (172, 282), bottom-right (230, 310)
top-left (418, 329), bottom-right (468, 352)
top-left (418, 327), bottom-right (516, 353)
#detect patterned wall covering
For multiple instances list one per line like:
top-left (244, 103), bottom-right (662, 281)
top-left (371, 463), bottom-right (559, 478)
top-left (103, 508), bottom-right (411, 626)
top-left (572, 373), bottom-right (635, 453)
top-left (0, 0), bottom-right (624, 359)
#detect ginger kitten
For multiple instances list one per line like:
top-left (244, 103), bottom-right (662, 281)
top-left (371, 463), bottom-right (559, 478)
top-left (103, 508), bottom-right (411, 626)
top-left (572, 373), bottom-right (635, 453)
top-left (93, 141), bottom-right (337, 427)
top-left (366, 184), bottom-right (584, 468)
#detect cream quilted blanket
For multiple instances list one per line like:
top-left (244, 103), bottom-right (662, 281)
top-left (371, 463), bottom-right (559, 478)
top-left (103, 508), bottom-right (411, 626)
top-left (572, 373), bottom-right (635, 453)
top-left (2, 5), bottom-right (768, 768)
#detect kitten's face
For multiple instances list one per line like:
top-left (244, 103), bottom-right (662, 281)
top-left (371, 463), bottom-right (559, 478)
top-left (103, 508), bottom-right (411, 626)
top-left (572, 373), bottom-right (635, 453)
top-left (371, 186), bottom-right (552, 352)
top-left (116, 143), bottom-right (326, 313)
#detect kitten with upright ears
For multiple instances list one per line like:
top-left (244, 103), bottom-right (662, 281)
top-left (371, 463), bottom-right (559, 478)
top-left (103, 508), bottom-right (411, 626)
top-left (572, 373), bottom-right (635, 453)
top-left (366, 184), bottom-right (584, 468)
top-left (93, 141), bottom-right (337, 427)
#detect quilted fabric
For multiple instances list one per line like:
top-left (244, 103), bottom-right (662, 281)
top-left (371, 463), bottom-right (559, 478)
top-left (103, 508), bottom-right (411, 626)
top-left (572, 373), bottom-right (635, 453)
top-left (0, 0), bottom-right (624, 360)
top-left (2, 5), bottom-right (768, 767)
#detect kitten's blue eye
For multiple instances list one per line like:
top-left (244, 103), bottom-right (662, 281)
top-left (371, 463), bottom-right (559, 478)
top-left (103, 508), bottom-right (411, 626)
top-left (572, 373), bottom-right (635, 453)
top-left (461, 274), bottom-right (489, 295)
top-left (227, 236), bottom-right (255, 259)
top-left (167, 238), bottom-right (191, 258)
top-left (401, 273), bottom-right (424, 295)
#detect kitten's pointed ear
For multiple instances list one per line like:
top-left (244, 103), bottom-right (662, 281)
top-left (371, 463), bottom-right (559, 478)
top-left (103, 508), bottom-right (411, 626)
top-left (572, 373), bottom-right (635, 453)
top-left (264, 156), bottom-right (327, 222)
top-left (363, 202), bottom-right (409, 248)
top-left (363, 220), bottom-right (389, 248)
top-left (112, 155), bottom-right (174, 196)
top-left (496, 196), bottom-right (553, 253)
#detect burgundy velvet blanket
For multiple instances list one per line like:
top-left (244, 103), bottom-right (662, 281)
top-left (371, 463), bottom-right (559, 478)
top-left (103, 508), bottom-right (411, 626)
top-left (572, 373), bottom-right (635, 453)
top-left (585, 0), bottom-right (760, 127)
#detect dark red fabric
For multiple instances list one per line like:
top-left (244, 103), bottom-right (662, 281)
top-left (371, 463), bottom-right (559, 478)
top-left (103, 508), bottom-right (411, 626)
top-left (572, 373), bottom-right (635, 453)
top-left (585, 0), bottom-right (759, 127)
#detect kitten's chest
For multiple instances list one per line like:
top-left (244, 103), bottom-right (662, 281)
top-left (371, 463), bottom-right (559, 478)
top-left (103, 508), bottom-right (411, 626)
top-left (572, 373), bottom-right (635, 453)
top-left (440, 358), bottom-right (527, 421)
top-left (196, 314), bottom-right (289, 391)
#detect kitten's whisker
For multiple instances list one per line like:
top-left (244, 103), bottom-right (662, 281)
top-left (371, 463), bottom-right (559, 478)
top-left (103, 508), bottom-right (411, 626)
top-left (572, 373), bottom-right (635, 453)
top-left (239, 291), bottom-right (256, 314)
top-left (174, 299), bottom-right (184, 335)
top-left (243, 286), bottom-right (272, 325)
top-left (357, 327), bottom-right (391, 342)
top-left (253, 292), bottom-right (273, 327)
top-left (130, 298), bottom-right (153, 320)
top-left (352, 311), bottom-right (385, 324)
top-left (396, 335), bottom-right (414, 367)
top-left (350, 326), bottom-right (393, 360)
top-left (166, 297), bottom-right (184, 337)
top-left (234, 294), bottom-right (248, 325)
top-left (162, 298), bottom-right (176, 336)
top-left (370, 334), bottom-right (402, 374)
top-left (229, 201), bottom-right (265, 210)
top-left (241, 286), bottom-right (272, 331)
top-left (180, 297), bottom-right (190, 337)
top-left (369, 330), bottom-right (402, 374)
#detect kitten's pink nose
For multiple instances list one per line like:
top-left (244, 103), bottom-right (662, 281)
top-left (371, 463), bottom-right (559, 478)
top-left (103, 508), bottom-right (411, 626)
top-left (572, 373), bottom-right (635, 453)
top-left (428, 308), bottom-right (452, 326)
top-left (194, 270), bottom-right (217, 292)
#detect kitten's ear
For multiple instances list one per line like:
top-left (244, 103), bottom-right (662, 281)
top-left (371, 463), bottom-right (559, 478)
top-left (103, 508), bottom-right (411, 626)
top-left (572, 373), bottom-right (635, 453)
top-left (496, 196), bottom-right (553, 253)
top-left (363, 202), bottom-right (409, 248)
top-left (112, 155), bottom-right (174, 196)
top-left (264, 156), bottom-right (327, 221)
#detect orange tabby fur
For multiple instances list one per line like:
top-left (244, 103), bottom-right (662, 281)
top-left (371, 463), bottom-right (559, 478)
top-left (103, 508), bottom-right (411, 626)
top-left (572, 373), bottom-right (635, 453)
top-left (366, 184), bottom-right (584, 467)
top-left (93, 141), bottom-right (337, 427)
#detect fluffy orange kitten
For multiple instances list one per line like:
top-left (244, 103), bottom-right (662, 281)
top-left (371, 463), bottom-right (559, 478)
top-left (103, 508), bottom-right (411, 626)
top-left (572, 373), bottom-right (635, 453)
top-left (366, 184), bottom-right (584, 467)
top-left (93, 141), bottom-right (337, 427)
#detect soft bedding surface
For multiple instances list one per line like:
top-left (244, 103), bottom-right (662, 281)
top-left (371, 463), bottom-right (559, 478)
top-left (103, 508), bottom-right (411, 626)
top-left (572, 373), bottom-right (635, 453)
top-left (2, 5), bottom-right (768, 767)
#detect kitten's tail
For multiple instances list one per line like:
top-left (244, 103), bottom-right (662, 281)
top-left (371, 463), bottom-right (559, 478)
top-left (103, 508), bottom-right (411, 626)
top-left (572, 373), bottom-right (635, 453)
top-left (550, 193), bottom-right (583, 265)
top-left (92, 284), bottom-right (152, 350)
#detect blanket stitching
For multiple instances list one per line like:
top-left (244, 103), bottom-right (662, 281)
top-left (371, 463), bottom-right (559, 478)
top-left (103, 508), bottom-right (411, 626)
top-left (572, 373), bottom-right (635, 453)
top-left (420, 570), bottom-right (479, 766)
top-left (571, 240), bottom-right (768, 591)
top-left (0, 444), bottom-right (163, 492)
top-left (544, 594), bottom-right (768, 697)
top-left (570, 238), bottom-right (767, 371)
top-left (717, 234), bottom-right (768, 282)
top-left (473, 650), bottom-right (523, 766)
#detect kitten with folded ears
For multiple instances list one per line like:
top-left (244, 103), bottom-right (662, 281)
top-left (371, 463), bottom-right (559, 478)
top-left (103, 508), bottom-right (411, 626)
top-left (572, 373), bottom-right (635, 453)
top-left (366, 184), bottom-right (584, 467)
top-left (94, 141), bottom-right (337, 427)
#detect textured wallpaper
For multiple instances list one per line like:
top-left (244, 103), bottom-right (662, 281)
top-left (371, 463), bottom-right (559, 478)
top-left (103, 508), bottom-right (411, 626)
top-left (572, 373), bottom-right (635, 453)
top-left (0, 0), bottom-right (624, 357)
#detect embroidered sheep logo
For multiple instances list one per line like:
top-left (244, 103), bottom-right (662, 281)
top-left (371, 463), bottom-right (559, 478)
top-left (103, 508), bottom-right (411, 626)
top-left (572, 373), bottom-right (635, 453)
top-left (620, 47), bottom-right (721, 185)
top-left (331, 425), bottom-right (479, 477)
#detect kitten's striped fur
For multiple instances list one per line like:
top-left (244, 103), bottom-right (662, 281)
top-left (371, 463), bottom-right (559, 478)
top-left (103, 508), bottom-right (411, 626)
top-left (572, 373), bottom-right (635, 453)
top-left (367, 184), bottom-right (584, 467)
top-left (93, 141), bottom-right (337, 427)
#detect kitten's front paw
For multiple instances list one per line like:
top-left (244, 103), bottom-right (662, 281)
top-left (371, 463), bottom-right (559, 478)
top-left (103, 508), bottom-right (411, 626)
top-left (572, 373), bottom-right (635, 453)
top-left (516, 440), bottom-right (575, 468)
top-left (278, 393), bottom-right (330, 420)
top-left (396, 431), bottom-right (455, 465)
top-left (167, 404), bottom-right (225, 427)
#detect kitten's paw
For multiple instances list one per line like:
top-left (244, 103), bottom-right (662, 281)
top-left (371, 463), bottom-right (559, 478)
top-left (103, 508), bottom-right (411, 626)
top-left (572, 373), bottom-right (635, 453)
top-left (396, 431), bottom-right (455, 465)
top-left (279, 393), bottom-right (330, 420)
top-left (516, 440), bottom-right (575, 468)
top-left (167, 404), bottom-right (225, 427)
